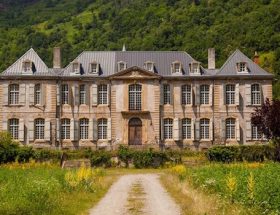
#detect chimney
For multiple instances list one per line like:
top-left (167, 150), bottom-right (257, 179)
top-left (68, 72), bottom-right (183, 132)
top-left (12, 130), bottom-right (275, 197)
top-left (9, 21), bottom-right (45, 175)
top-left (208, 48), bottom-right (215, 69)
top-left (53, 47), bottom-right (61, 69)
top-left (253, 51), bottom-right (260, 65)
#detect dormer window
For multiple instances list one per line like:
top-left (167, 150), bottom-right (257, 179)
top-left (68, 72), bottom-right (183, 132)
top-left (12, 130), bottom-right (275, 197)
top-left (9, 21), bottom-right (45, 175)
top-left (144, 61), bottom-right (154, 72)
top-left (172, 61), bottom-right (182, 73)
top-left (22, 60), bottom-right (32, 72)
top-left (237, 62), bottom-right (247, 73)
top-left (73, 62), bottom-right (80, 74)
top-left (90, 62), bottom-right (99, 74)
top-left (189, 62), bottom-right (201, 75)
top-left (118, 61), bottom-right (127, 72)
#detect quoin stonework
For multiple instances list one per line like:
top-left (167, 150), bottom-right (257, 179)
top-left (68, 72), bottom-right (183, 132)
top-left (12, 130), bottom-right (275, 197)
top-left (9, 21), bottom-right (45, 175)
top-left (0, 47), bottom-right (273, 150)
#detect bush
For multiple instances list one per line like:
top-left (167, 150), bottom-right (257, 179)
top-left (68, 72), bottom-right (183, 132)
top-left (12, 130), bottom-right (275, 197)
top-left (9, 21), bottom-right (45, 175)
top-left (0, 132), bottom-right (19, 164)
top-left (89, 150), bottom-right (112, 167)
top-left (17, 147), bottom-right (34, 162)
top-left (118, 145), bottom-right (133, 167)
top-left (33, 149), bottom-right (61, 162)
top-left (132, 149), bottom-right (168, 168)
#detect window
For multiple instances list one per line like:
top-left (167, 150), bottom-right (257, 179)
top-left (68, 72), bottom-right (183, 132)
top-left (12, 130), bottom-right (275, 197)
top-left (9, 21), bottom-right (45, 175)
top-left (172, 62), bottom-right (181, 73)
top-left (34, 118), bottom-right (44, 140)
top-left (252, 125), bottom-right (262, 140)
top-left (9, 119), bottom-right (19, 139)
top-left (189, 62), bottom-right (200, 74)
top-left (129, 84), bottom-right (142, 110)
top-left (225, 84), bottom-right (235, 105)
top-left (251, 84), bottom-right (261, 105)
top-left (226, 118), bottom-right (235, 139)
top-left (98, 84), bottom-right (108, 105)
top-left (200, 118), bottom-right (210, 139)
top-left (73, 63), bottom-right (79, 74)
top-left (182, 118), bottom-right (192, 139)
top-left (98, 118), bottom-right (107, 140)
top-left (118, 61), bottom-right (127, 72)
top-left (164, 118), bottom-right (173, 139)
top-left (61, 118), bottom-right (70, 140)
top-left (237, 62), bottom-right (247, 73)
top-left (181, 85), bottom-right (192, 105)
top-left (23, 61), bottom-right (31, 72)
top-left (90, 63), bottom-right (98, 74)
top-left (80, 85), bottom-right (86, 105)
top-left (163, 84), bottom-right (171, 105)
top-left (9, 84), bottom-right (19, 105)
top-left (34, 84), bottom-right (41, 105)
top-left (80, 118), bottom-right (89, 139)
top-left (144, 61), bottom-right (154, 72)
top-left (200, 85), bottom-right (209, 105)
top-left (61, 84), bottom-right (69, 105)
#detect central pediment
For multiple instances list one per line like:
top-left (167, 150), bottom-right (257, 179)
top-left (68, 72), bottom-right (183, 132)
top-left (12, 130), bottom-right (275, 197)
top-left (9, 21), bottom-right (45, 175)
top-left (109, 66), bottom-right (161, 79)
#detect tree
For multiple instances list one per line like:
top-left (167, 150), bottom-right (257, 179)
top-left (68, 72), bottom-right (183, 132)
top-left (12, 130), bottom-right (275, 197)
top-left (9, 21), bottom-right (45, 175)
top-left (251, 98), bottom-right (280, 161)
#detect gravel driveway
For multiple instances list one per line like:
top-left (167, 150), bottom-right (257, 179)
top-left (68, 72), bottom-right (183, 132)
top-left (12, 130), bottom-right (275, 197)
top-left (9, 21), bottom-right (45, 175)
top-left (89, 174), bottom-right (181, 215)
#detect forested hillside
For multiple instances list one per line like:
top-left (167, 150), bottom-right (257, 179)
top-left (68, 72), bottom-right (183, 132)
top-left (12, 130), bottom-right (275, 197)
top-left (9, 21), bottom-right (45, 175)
top-left (0, 0), bottom-right (280, 96)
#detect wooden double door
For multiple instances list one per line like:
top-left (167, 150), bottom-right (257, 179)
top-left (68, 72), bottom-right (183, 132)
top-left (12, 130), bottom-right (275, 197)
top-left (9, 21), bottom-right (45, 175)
top-left (129, 118), bottom-right (142, 145)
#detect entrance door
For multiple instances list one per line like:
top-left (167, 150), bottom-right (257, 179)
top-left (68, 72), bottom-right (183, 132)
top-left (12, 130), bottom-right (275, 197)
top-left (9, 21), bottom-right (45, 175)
top-left (129, 118), bottom-right (142, 145)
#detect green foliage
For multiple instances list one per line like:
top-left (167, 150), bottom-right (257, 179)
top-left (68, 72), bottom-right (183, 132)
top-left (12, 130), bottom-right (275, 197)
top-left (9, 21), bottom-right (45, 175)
top-left (0, 132), bottom-right (19, 164)
top-left (16, 146), bottom-right (34, 163)
top-left (88, 150), bottom-right (113, 167)
top-left (117, 145), bottom-right (134, 167)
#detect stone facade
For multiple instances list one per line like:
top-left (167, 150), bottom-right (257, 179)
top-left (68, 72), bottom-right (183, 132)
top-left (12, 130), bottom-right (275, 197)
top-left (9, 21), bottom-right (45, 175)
top-left (0, 48), bottom-right (273, 150)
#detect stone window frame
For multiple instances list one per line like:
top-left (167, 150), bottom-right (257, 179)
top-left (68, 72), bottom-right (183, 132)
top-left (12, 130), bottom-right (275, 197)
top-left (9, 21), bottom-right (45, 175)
top-left (225, 84), bottom-right (235, 105)
top-left (72, 61), bottom-right (80, 74)
top-left (251, 83), bottom-right (261, 105)
top-left (182, 118), bottom-right (192, 139)
top-left (61, 84), bottom-right (69, 105)
top-left (181, 84), bottom-right (192, 105)
top-left (22, 60), bottom-right (32, 73)
top-left (34, 84), bottom-right (41, 105)
top-left (79, 118), bottom-right (89, 140)
top-left (164, 118), bottom-right (173, 140)
top-left (129, 84), bottom-right (142, 111)
top-left (90, 62), bottom-right (99, 74)
top-left (9, 84), bottom-right (19, 105)
top-left (200, 118), bottom-right (210, 140)
top-left (144, 61), bottom-right (154, 72)
top-left (200, 85), bottom-right (210, 105)
top-left (61, 118), bottom-right (71, 140)
top-left (98, 84), bottom-right (108, 105)
top-left (225, 118), bottom-right (236, 140)
top-left (251, 124), bottom-right (263, 140)
top-left (79, 84), bottom-right (86, 105)
top-left (117, 61), bottom-right (127, 72)
top-left (9, 118), bottom-right (19, 140)
top-left (163, 84), bottom-right (171, 105)
top-left (34, 118), bottom-right (45, 140)
top-left (237, 62), bottom-right (248, 73)
top-left (189, 61), bottom-right (201, 75)
top-left (171, 61), bottom-right (182, 73)
top-left (98, 118), bottom-right (107, 140)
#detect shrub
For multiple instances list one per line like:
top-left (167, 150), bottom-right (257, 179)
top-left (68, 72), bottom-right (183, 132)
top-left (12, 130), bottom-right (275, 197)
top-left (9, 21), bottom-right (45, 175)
top-left (118, 145), bottom-right (133, 167)
top-left (0, 132), bottom-right (19, 164)
top-left (17, 147), bottom-right (34, 162)
top-left (206, 146), bottom-right (239, 163)
top-left (33, 149), bottom-right (61, 162)
top-left (89, 150), bottom-right (112, 167)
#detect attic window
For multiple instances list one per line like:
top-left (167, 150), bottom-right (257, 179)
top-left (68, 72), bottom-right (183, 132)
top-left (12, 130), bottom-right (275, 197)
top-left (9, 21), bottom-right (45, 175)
top-left (172, 61), bottom-right (182, 73)
top-left (118, 61), bottom-right (127, 72)
top-left (73, 62), bottom-right (80, 74)
top-left (90, 62), bottom-right (99, 74)
top-left (189, 62), bottom-right (200, 75)
top-left (22, 61), bottom-right (32, 72)
top-left (144, 61), bottom-right (154, 72)
top-left (237, 62), bottom-right (247, 73)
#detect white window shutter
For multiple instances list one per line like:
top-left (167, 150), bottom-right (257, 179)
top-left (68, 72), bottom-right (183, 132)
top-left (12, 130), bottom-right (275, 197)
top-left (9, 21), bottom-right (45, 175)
top-left (195, 119), bottom-right (200, 140)
top-left (29, 84), bottom-right (34, 106)
top-left (210, 117), bottom-right (213, 140)
top-left (93, 118), bottom-right (98, 141)
top-left (236, 118), bottom-right (240, 141)
top-left (221, 119), bottom-right (225, 140)
top-left (245, 84), bottom-right (251, 106)
top-left (29, 119), bottom-right (34, 142)
top-left (209, 84), bottom-right (213, 106)
top-left (221, 84), bottom-right (225, 105)
top-left (246, 120), bottom-right (252, 140)
top-left (74, 119), bottom-right (79, 141)
top-left (107, 84), bottom-right (111, 106)
top-left (160, 85), bottom-right (164, 105)
top-left (56, 119), bottom-right (60, 141)
top-left (260, 84), bottom-right (264, 104)
top-left (190, 84), bottom-right (193, 106)
top-left (19, 119), bottom-right (24, 142)
top-left (92, 84), bottom-right (98, 106)
top-left (56, 84), bottom-right (61, 106)
top-left (107, 118), bottom-right (112, 140)
top-left (3, 83), bottom-right (8, 105)
top-left (196, 85), bottom-right (200, 106)
top-left (88, 119), bottom-right (93, 140)
top-left (170, 85), bottom-right (174, 105)
top-left (19, 84), bottom-right (26, 106)
top-left (44, 118), bottom-right (51, 141)
top-left (173, 117), bottom-right (179, 141)
top-left (74, 85), bottom-right (79, 106)
top-left (41, 84), bottom-right (46, 106)
top-left (2, 119), bottom-right (7, 131)
top-left (235, 83), bottom-right (240, 106)
top-left (191, 119), bottom-right (195, 140)
top-left (70, 118), bottom-right (78, 141)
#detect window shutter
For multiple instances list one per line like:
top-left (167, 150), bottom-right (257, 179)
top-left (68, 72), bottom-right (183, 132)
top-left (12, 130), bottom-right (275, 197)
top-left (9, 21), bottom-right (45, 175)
top-left (29, 84), bottom-right (34, 106)
top-left (221, 119), bottom-right (225, 140)
top-left (245, 84), bottom-right (251, 106)
top-left (107, 118), bottom-right (112, 140)
top-left (260, 84), bottom-right (264, 104)
top-left (74, 119), bottom-right (79, 141)
top-left (2, 119), bottom-right (7, 131)
top-left (246, 120), bottom-right (252, 140)
top-left (210, 118), bottom-right (213, 140)
top-left (196, 85), bottom-right (200, 106)
top-left (190, 84), bottom-right (193, 106)
top-left (88, 119), bottom-right (93, 140)
top-left (19, 119), bottom-right (24, 142)
top-left (236, 118), bottom-right (240, 141)
top-left (56, 119), bottom-right (60, 141)
top-left (56, 84), bottom-right (61, 106)
top-left (160, 85), bottom-right (164, 105)
top-left (44, 118), bottom-right (51, 141)
top-left (41, 84), bottom-right (46, 106)
top-left (29, 119), bottom-right (34, 142)
top-left (92, 84), bottom-right (98, 106)
top-left (235, 83), bottom-right (240, 106)
top-left (3, 83), bottom-right (8, 105)
top-left (74, 85), bottom-right (79, 106)
top-left (209, 84), bottom-right (213, 106)
top-left (70, 118), bottom-right (78, 141)
top-left (85, 84), bottom-right (90, 106)
top-left (107, 84), bottom-right (111, 106)
top-left (19, 84), bottom-right (26, 106)
top-left (70, 85), bottom-right (74, 106)
top-left (191, 119), bottom-right (195, 140)
top-left (93, 118), bottom-right (98, 141)
top-left (170, 85), bottom-right (174, 105)
top-left (195, 119), bottom-right (200, 140)
top-left (160, 118), bottom-right (164, 141)
top-left (173, 117), bottom-right (179, 141)
top-left (221, 84), bottom-right (225, 105)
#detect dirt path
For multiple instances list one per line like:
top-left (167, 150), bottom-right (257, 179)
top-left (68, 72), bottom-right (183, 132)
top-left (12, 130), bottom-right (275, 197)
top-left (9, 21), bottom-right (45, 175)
top-left (89, 174), bottom-right (181, 215)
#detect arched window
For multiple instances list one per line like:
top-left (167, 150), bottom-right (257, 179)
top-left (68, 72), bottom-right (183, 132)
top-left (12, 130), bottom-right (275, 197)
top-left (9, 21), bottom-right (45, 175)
top-left (200, 85), bottom-right (209, 105)
top-left (9, 118), bottom-right (19, 139)
top-left (181, 85), bottom-right (192, 105)
top-left (226, 118), bottom-right (236, 139)
top-left (34, 84), bottom-right (41, 105)
top-left (61, 118), bottom-right (70, 140)
top-left (129, 84), bottom-right (142, 110)
top-left (182, 118), bottom-right (192, 139)
top-left (164, 118), bottom-right (173, 139)
top-left (225, 84), bottom-right (235, 105)
top-left (80, 85), bottom-right (86, 105)
top-left (200, 118), bottom-right (210, 139)
top-left (163, 84), bottom-right (171, 104)
top-left (98, 118), bottom-right (107, 140)
top-left (9, 84), bottom-right (19, 105)
top-left (80, 118), bottom-right (89, 139)
top-left (98, 84), bottom-right (108, 105)
top-left (251, 84), bottom-right (261, 105)
top-left (61, 84), bottom-right (69, 104)
top-left (34, 118), bottom-right (45, 140)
